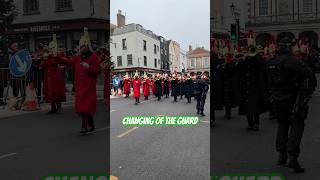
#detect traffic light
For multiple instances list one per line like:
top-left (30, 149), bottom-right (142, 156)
top-left (230, 24), bottom-right (237, 41)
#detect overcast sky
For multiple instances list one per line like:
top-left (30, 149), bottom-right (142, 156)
top-left (110, 0), bottom-right (210, 51)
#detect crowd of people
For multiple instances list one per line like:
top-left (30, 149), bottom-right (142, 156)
top-left (0, 29), bottom-right (111, 134)
top-left (112, 71), bottom-right (210, 116)
top-left (212, 37), bottom-right (319, 173)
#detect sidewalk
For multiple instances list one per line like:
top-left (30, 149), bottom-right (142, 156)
top-left (0, 85), bottom-right (105, 119)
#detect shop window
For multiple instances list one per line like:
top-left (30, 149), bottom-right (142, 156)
top-left (24, 0), bottom-right (39, 15)
top-left (55, 0), bottom-right (73, 12)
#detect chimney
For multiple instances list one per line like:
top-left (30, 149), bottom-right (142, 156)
top-left (117, 9), bottom-right (126, 27)
top-left (189, 45), bottom-right (192, 52)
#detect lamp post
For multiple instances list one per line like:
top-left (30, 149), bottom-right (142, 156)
top-left (230, 2), bottom-right (240, 49)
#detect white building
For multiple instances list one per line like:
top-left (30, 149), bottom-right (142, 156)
top-left (168, 40), bottom-right (180, 73)
top-left (110, 23), bottom-right (161, 76)
top-left (8, 0), bottom-right (109, 51)
top-left (179, 49), bottom-right (187, 73)
top-left (187, 46), bottom-right (210, 74)
top-left (247, 0), bottom-right (320, 48)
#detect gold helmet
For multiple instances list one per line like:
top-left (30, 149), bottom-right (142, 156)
top-left (48, 34), bottom-right (58, 55)
top-left (79, 27), bottom-right (93, 52)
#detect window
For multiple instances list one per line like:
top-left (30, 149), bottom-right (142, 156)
top-left (56, 0), bottom-right (73, 11)
top-left (24, 0), bottom-right (39, 15)
top-left (144, 56), bottom-right (147, 66)
top-left (117, 56), bottom-right (122, 67)
top-left (154, 44), bottom-right (157, 54)
top-left (259, 0), bottom-right (268, 16)
top-left (191, 58), bottom-right (196, 67)
top-left (143, 40), bottom-right (147, 51)
top-left (303, 0), bottom-right (313, 13)
top-left (122, 39), bottom-right (127, 50)
top-left (203, 57), bottom-right (209, 67)
top-left (127, 54), bottom-right (133, 65)
top-left (154, 59), bottom-right (157, 68)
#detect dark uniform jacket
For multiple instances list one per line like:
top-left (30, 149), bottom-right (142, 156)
top-left (171, 79), bottom-right (180, 96)
top-left (184, 78), bottom-right (194, 98)
top-left (238, 53), bottom-right (268, 115)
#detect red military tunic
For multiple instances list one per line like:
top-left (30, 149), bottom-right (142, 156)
top-left (132, 78), bottom-right (141, 98)
top-left (123, 79), bottom-right (131, 95)
top-left (41, 55), bottom-right (66, 103)
top-left (142, 79), bottom-right (150, 97)
top-left (56, 53), bottom-right (100, 114)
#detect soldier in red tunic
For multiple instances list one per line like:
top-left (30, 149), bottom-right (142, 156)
top-left (142, 74), bottom-right (150, 100)
top-left (132, 72), bottom-right (141, 104)
top-left (41, 35), bottom-right (66, 114)
top-left (123, 73), bottom-right (131, 98)
top-left (55, 28), bottom-right (101, 134)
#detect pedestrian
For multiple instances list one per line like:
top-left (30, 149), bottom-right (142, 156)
top-left (266, 37), bottom-right (313, 173)
top-left (132, 72), bottom-right (141, 104)
top-left (123, 73), bottom-right (131, 98)
top-left (238, 45), bottom-right (268, 131)
top-left (171, 74), bottom-right (179, 102)
top-left (155, 73), bottom-right (162, 101)
top-left (55, 29), bottom-right (101, 134)
top-left (0, 50), bottom-right (9, 105)
top-left (112, 75), bottom-right (120, 96)
top-left (40, 39), bottom-right (66, 114)
top-left (193, 72), bottom-right (209, 116)
top-left (163, 74), bottom-right (170, 98)
top-left (142, 74), bottom-right (150, 100)
top-left (184, 73), bottom-right (194, 103)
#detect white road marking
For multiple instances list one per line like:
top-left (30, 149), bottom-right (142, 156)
top-left (117, 127), bottom-right (139, 138)
top-left (110, 110), bottom-right (117, 112)
top-left (0, 153), bottom-right (17, 159)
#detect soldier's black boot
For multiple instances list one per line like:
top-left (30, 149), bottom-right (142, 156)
top-left (277, 153), bottom-right (288, 166)
top-left (48, 103), bottom-right (57, 114)
top-left (56, 103), bottom-right (62, 113)
top-left (287, 156), bottom-right (305, 173)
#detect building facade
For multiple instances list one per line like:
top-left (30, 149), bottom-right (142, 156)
top-left (8, 0), bottom-right (109, 52)
top-left (247, 0), bottom-right (320, 48)
top-left (179, 49), bottom-right (187, 73)
top-left (110, 23), bottom-right (161, 76)
top-left (168, 40), bottom-right (180, 73)
top-left (187, 47), bottom-right (210, 74)
top-left (159, 36), bottom-right (170, 72)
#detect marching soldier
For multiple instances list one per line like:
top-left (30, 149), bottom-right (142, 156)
top-left (171, 73), bottom-right (179, 102)
top-left (40, 34), bottom-right (66, 114)
top-left (184, 73), bottom-right (194, 103)
top-left (266, 37), bottom-right (313, 173)
top-left (179, 75), bottom-right (185, 99)
top-left (132, 71), bottom-right (141, 104)
top-left (55, 28), bottom-right (101, 134)
top-left (123, 73), bottom-right (131, 98)
top-left (238, 45), bottom-right (268, 131)
top-left (142, 73), bottom-right (150, 100)
top-left (163, 74), bottom-right (170, 98)
top-left (194, 72), bottom-right (209, 116)
top-left (154, 73), bottom-right (162, 101)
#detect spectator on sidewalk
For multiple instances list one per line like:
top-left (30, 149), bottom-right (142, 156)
top-left (112, 75), bottom-right (120, 96)
top-left (0, 54), bottom-right (9, 105)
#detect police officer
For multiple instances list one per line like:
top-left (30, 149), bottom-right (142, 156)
top-left (266, 37), bottom-right (313, 173)
top-left (194, 72), bottom-right (209, 116)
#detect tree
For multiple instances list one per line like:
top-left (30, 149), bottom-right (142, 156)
top-left (0, 0), bottom-right (18, 56)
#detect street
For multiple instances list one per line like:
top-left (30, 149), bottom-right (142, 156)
top-left (0, 101), bottom-right (109, 179)
top-left (211, 94), bottom-right (320, 180)
top-left (110, 94), bottom-right (210, 180)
